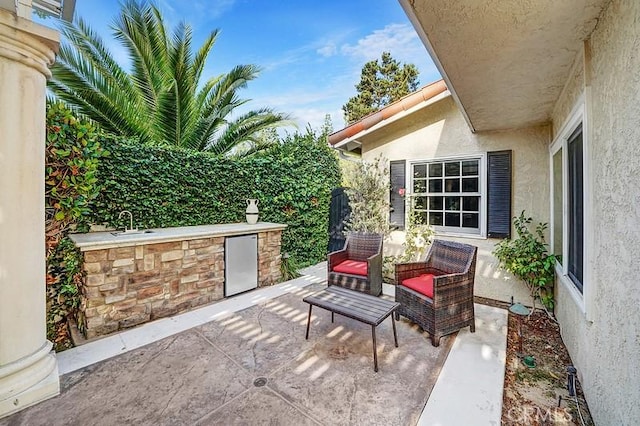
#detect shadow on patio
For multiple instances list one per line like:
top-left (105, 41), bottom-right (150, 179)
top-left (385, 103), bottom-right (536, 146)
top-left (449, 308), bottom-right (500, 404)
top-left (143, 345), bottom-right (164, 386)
top-left (1, 264), bottom-right (506, 426)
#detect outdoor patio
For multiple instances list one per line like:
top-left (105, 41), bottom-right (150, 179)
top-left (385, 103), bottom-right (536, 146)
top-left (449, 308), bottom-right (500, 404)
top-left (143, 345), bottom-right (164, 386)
top-left (1, 264), bottom-right (507, 425)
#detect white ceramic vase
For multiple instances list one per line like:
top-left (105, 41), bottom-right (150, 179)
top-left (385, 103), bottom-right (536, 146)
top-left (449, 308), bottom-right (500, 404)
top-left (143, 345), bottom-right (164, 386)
top-left (246, 199), bottom-right (259, 224)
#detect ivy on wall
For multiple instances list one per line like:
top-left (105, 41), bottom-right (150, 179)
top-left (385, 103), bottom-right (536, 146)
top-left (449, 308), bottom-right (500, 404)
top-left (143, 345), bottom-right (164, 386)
top-left (88, 129), bottom-right (341, 266)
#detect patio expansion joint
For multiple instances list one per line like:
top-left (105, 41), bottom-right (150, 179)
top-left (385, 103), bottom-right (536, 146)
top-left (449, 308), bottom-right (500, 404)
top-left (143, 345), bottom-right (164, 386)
top-left (192, 328), bottom-right (249, 376)
top-left (263, 385), bottom-right (325, 426)
top-left (193, 386), bottom-right (253, 425)
top-left (192, 384), bottom-right (324, 426)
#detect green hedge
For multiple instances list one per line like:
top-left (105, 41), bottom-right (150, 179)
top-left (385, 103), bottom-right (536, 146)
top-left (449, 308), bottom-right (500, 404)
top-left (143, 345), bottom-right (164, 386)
top-left (88, 131), bottom-right (341, 265)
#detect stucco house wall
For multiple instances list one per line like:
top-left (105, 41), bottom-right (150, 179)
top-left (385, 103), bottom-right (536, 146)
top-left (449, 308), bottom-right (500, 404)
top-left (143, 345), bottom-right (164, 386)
top-left (357, 96), bottom-right (550, 305)
top-left (551, 0), bottom-right (640, 423)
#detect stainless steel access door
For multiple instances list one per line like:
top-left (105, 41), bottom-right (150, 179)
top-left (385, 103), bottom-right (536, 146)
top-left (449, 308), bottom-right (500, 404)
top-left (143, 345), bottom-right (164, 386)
top-left (225, 234), bottom-right (258, 296)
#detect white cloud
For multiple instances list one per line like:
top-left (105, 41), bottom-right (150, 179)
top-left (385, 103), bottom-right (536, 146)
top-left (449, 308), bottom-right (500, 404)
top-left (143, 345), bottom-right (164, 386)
top-left (192, 0), bottom-right (236, 19)
top-left (317, 43), bottom-right (337, 57)
top-left (261, 53), bottom-right (306, 72)
top-left (340, 23), bottom-right (424, 63)
top-left (248, 84), bottom-right (349, 131)
top-left (292, 107), bottom-right (343, 132)
top-left (337, 23), bottom-right (441, 87)
top-left (252, 88), bottom-right (340, 109)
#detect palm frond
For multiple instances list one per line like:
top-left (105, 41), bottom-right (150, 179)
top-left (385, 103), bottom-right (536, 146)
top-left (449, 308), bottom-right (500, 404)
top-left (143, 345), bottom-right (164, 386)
top-left (206, 109), bottom-right (293, 156)
top-left (48, 1), bottom-right (290, 153)
top-left (192, 30), bottom-right (219, 84)
top-left (111, 0), bottom-right (169, 112)
top-left (50, 20), bottom-right (148, 136)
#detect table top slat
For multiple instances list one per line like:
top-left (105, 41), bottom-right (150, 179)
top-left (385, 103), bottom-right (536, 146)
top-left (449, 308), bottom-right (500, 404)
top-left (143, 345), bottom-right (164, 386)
top-left (303, 286), bottom-right (400, 326)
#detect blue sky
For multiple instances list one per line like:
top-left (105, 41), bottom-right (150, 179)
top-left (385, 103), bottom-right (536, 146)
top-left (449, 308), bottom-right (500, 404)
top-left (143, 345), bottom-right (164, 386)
top-left (58, 0), bottom-right (440, 132)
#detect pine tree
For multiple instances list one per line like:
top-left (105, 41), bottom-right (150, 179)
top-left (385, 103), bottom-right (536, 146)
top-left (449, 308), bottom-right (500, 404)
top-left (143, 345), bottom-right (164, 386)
top-left (342, 52), bottom-right (419, 124)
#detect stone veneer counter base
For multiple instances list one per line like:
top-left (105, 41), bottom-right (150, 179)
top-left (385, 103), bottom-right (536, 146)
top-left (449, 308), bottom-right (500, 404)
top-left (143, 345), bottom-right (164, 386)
top-left (69, 222), bottom-right (286, 339)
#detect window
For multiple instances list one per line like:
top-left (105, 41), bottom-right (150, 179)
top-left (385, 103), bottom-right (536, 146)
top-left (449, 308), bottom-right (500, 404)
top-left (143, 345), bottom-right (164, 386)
top-left (552, 149), bottom-right (563, 263)
top-left (411, 157), bottom-right (482, 234)
top-left (567, 125), bottom-right (584, 291)
top-left (551, 114), bottom-right (585, 295)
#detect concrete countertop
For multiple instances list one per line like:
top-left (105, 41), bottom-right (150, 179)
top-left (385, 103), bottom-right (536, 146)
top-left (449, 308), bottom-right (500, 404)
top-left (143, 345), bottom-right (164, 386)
top-left (69, 222), bottom-right (287, 251)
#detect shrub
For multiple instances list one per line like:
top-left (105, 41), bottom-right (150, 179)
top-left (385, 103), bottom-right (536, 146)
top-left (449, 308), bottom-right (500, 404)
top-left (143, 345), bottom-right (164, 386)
top-left (46, 102), bottom-right (107, 232)
top-left (45, 102), bottom-right (107, 350)
top-left (343, 155), bottom-right (390, 235)
top-left (493, 211), bottom-right (556, 311)
top-left (383, 207), bottom-right (435, 281)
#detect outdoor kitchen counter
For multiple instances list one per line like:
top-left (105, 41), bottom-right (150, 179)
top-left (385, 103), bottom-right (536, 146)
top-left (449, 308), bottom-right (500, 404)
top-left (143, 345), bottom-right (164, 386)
top-left (69, 222), bottom-right (287, 251)
top-left (69, 222), bottom-right (287, 339)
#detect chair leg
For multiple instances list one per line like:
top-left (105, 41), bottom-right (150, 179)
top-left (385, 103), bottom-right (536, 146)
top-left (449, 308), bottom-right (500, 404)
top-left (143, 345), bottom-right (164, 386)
top-left (372, 325), bottom-right (378, 372)
top-left (391, 313), bottom-right (398, 348)
top-left (305, 305), bottom-right (312, 340)
top-left (470, 320), bottom-right (476, 333)
top-left (431, 334), bottom-right (441, 347)
top-left (394, 312), bottom-right (400, 321)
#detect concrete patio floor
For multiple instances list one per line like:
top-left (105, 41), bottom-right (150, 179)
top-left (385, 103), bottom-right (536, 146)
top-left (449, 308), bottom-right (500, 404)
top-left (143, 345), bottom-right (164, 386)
top-left (1, 263), bottom-right (507, 425)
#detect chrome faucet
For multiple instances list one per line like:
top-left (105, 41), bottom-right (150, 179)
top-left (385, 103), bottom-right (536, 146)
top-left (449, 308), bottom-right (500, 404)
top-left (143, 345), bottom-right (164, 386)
top-left (118, 210), bottom-right (137, 233)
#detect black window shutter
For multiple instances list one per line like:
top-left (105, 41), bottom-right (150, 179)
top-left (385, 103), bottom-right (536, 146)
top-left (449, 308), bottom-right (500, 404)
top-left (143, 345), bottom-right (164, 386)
top-left (487, 150), bottom-right (512, 238)
top-left (389, 160), bottom-right (406, 230)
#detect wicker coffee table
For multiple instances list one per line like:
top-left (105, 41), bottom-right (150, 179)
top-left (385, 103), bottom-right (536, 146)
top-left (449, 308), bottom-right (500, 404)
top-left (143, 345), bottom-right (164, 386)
top-left (303, 286), bottom-right (400, 372)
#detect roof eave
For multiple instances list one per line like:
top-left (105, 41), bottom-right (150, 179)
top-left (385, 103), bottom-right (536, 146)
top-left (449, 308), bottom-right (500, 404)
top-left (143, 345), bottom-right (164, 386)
top-left (333, 90), bottom-right (451, 152)
top-left (398, 0), bottom-right (476, 133)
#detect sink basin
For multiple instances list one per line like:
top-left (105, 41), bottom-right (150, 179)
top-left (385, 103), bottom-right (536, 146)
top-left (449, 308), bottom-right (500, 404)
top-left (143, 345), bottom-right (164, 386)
top-left (110, 230), bottom-right (155, 237)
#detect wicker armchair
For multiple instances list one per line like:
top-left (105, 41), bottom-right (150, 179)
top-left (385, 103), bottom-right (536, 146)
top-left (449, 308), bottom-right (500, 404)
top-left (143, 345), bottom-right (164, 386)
top-left (327, 232), bottom-right (383, 296)
top-left (395, 239), bottom-right (477, 346)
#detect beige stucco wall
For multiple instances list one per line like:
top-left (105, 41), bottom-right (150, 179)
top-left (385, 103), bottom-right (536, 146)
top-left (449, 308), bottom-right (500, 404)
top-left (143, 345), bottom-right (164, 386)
top-left (358, 96), bottom-right (550, 305)
top-left (551, 53), bottom-right (585, 139)
top-left (551, 0), bottom-right (640, 423)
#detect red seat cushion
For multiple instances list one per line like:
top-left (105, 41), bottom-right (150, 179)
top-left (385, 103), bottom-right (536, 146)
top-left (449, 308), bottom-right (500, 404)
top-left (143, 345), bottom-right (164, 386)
top-left (332, 260), bottom-right (368, 276)
top-left (401, 274), bottom-right (435, 298)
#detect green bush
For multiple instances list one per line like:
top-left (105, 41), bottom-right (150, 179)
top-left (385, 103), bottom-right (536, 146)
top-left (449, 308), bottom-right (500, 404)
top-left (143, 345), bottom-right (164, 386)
top-left (383, 207), bottom-right (435, 281)
top-left (343, 155), bottom-right (390, 235)
top-left (46, 102), bottom-right (107, 230)
top-left (45, 102), bottom-right (107, 350)
top-left (493, 211), bottom-right (556, 311)
top-left (87, 129), bottom-right (341, 266)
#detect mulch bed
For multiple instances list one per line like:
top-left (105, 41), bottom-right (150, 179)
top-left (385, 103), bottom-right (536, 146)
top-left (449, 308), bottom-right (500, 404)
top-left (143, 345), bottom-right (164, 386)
top-left (501, 310), bottom-right (594, 425)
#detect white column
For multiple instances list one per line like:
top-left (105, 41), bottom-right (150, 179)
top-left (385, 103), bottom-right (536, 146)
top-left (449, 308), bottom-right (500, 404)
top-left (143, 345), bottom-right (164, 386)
top-left (0, 9), bottom-right (60, 418)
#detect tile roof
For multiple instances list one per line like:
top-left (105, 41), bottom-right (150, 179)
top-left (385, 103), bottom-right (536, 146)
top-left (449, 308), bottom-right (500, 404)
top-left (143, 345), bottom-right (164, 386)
top-left (328, 79), bottom-right (447, 146)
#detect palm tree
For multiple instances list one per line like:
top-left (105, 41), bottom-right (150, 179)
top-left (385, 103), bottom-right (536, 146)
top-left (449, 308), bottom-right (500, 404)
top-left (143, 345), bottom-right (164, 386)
top-left (49, 0), bottom-right (291, 155)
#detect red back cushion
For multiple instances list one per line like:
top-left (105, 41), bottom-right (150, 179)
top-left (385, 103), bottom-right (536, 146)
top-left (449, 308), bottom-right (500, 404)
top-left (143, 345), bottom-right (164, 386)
top-left (401, 274), bottom-right (435, 298)
top-left (332, 260), bottom-right (368, 276)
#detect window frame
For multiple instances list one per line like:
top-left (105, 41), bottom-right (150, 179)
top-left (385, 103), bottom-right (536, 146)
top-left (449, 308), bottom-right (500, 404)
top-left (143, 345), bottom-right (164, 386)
top-left (549, 98), bottom-right (589, 313)
top-left (407, 153), bottom-right (487, 238)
